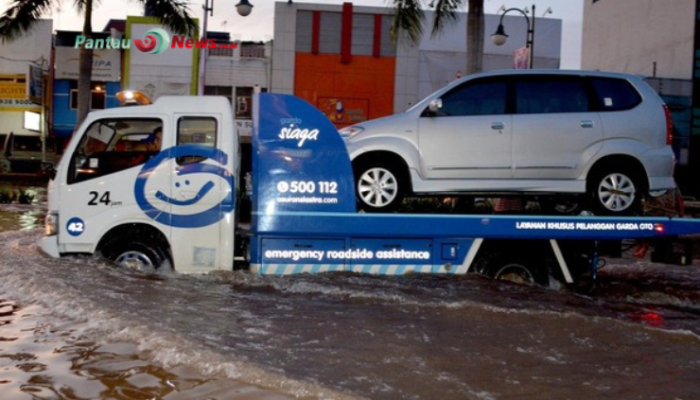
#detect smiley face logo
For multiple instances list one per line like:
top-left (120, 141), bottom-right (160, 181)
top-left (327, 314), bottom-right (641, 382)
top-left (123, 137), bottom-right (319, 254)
top-left (155, 179), bottom-right (216, 206)
top-left (134, 145), bottom-right (234, 228)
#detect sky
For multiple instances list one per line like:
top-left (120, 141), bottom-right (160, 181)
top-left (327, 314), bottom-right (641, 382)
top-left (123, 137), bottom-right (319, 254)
top-left (0, 0), bottom-right (583, 68)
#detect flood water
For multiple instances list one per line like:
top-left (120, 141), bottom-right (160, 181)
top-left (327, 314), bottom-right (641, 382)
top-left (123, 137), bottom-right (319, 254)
top-left (2, 191), bottom-right (700, 399)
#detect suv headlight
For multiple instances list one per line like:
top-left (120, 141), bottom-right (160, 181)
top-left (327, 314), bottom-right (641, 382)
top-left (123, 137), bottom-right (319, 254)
top-left (45, 212), bottom-right (58, 236)
top-left (339, 125), bottom-right (364, 140)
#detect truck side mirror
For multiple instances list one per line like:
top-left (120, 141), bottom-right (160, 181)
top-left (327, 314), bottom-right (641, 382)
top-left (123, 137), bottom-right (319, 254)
top-left (40, 161), bottom-right (56, 180)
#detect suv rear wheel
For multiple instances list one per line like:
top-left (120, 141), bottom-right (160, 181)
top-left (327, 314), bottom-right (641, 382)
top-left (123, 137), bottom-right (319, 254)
top-left (588, 167), bottom-right (643, 215)
top-left (354, 160), bottom-right (406, 212)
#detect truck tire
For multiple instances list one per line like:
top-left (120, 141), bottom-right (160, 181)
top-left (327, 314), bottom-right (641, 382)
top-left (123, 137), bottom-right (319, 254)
top-left (108, 241), bottom-right (166, 272)
top-left (488, 258), bottom-right (548, 286)
top-left (472, 243), bottom-right (550, 286)
top-left (588, 168), bottom-right (642, 215)
top-left (354, 161), bottom-right (406, 212)
top-left (538, 196), bottom-right (581, 215)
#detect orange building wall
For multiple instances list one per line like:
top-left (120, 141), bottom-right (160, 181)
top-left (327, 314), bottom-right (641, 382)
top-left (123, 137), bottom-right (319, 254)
top-left (294, 53), bottom-right (395, 128)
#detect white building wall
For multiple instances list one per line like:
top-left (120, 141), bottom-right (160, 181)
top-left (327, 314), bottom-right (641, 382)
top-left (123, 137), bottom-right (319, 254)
top-left (413, 12), bottom-right (562, 103)
top-left (394, 41), bottom-right (421, 113)
top-left (205, 43), bottom-right (271, 139)
top-left (125, 19), bottom-right (196, 99)
top-left (206, 58), bottom-right (269, 88)
top-left (0, 19), bottom-right (52, 74)
top-left (582, 0), bottom-right (694, 79)
top-left (272, 2), bottom-right (301, 94)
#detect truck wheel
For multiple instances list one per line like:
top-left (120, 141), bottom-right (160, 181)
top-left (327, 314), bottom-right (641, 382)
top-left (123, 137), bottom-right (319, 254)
top-left (493, 262), bottom-right (534, 283)
top-left (110, 241), bottom-right (165, 272)
top-left (538, 197), bottom-right (581, 215)
top-left (588, 168), bottom-right (642, 215)
top-left (473, 250), bottom-right (549, 286)
top-left (354, 161), bottom-right (406, 212)
top-left (490, 260), bottom-right (548, 286)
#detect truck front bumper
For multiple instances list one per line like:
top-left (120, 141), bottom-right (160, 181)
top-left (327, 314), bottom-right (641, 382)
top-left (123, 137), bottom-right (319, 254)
top-left (40, 235), bottom-right (60, 258)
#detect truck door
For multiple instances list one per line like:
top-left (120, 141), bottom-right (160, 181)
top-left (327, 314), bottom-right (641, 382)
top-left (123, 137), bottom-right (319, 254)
top-left (59, 117), bottom-right (170, 254)
top-left (165, 114), bottom-right (235, 272)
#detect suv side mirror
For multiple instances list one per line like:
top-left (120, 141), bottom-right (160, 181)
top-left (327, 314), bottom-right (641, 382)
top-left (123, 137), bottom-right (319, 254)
top-left (428, 99), bottom-right (443, 114)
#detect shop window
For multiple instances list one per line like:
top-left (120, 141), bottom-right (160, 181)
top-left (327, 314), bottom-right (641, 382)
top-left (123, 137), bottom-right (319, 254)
top-left (69, 81), bottom-right (108, 110)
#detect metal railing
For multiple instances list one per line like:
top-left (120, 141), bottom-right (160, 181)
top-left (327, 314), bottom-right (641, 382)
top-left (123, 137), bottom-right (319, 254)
top-left (240, 45), bottom-right (266, 58)
top-left (208, 43), bottom-right (267, 58)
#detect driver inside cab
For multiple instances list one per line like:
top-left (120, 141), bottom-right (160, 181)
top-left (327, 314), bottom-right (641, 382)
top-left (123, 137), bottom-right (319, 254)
top-left (134, 127), bottom-right (162, 152)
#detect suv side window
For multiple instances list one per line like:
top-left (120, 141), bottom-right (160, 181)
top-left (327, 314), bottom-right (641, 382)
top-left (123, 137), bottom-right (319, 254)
top-left (437, 79), bottom-right (508, 116)
top-left (589, 77), bottom-right (642, 111)
top-left (515, 76), bottom-right (589, 114)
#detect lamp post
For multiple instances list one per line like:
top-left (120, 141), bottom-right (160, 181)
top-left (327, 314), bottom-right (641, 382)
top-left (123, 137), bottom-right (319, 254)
top-left (198, 0), bottom-right (255, 96)
top-left (491, 5), bottom-right (535, 69)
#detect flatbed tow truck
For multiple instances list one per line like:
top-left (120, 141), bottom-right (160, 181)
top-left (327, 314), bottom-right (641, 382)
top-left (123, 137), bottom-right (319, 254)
top-left (39, 93), bottom-right (700, 287)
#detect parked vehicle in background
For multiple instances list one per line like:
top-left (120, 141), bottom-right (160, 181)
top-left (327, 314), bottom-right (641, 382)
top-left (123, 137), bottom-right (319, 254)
top-left (1, 132), bottom-right (56, 174)
top-left (340, 70), bottom-right (676, 215)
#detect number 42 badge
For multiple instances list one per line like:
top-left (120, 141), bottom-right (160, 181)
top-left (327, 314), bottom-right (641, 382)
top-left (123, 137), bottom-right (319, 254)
top-left (66, 217), bottom-right (85, 236)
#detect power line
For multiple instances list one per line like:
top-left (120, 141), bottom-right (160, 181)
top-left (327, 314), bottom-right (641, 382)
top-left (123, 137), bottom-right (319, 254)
top-left (0, 55), bottom-right (42, 63)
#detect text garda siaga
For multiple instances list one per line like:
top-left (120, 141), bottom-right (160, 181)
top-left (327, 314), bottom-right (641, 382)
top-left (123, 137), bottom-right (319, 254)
top-left (279, 125), bottom-right (320, 147)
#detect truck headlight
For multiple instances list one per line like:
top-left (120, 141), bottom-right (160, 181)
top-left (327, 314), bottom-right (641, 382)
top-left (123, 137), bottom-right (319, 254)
top-left (339, 125), bottom-right (364, 140)
top-left (45, 212), bottom-right (58, 236)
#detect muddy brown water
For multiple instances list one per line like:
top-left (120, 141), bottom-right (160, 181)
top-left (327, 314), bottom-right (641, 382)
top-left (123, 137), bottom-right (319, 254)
top-left (2, 191), bottom-right (700, 399)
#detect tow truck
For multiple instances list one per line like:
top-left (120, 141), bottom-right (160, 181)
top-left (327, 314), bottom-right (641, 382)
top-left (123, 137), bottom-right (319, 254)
top-left (39, 92), bottom-right (700, 286)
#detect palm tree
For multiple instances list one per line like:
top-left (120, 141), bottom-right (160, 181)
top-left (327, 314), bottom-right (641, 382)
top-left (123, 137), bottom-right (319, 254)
top-left (0, 0), bottom-right (197, 126)
top-left (390, 0), bottom-right (484, 75)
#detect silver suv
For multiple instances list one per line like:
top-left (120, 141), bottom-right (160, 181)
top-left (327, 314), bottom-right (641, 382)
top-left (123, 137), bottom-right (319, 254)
top-left (340, 70), bottom-right (676, 215)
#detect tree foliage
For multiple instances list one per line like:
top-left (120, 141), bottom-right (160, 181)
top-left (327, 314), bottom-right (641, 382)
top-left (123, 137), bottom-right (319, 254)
top-left (390, 0), bottom-right (484, 75)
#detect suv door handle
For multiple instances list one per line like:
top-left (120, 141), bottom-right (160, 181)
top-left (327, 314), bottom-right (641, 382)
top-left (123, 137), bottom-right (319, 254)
top-left (491, 122), bottom-right (505, 131)
top-left (580, 120), bottom-right (594, 128)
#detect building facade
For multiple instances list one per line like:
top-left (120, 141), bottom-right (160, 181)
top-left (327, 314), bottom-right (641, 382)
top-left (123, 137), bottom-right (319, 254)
top-left (272, 1), bottom-right (562, 126)
top-left (0, 19), bottom-right (52, 138)
top-left (0, 19), bottom-right (53, 173)
top-left (123, 16), bottom-right (199, 100)
top-left (582, 0), bottom-right (693, 79)
top-left (52, 30), bottom-right (122, 148)
top-left (204, 34), bottom-right (271, 139)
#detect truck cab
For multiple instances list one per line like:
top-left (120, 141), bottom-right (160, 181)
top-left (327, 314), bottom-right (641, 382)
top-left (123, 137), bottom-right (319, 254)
top-left (41, 96), bottom-right (239, 273)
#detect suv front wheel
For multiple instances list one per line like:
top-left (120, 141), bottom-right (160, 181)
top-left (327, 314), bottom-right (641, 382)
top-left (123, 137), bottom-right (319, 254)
top-left (354, 160), bottom-right (406, 212)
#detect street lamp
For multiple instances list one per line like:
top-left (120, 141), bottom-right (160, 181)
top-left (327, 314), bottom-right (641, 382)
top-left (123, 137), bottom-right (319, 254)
top-left (491, 5), bottom-right (535, 69)
top-left (236, 0), bottom-right (254, 17)
top-left (198, 0), bottom-right (254, 96)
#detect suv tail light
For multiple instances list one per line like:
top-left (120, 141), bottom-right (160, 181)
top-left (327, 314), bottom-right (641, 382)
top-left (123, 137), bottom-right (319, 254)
top-left (663, 104), bottom-right (673, 146)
